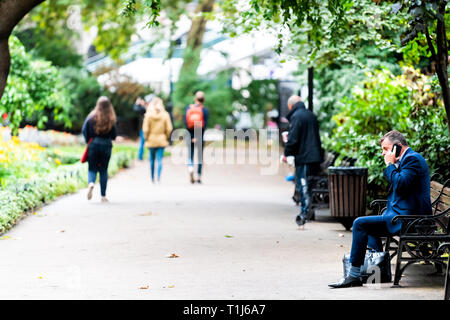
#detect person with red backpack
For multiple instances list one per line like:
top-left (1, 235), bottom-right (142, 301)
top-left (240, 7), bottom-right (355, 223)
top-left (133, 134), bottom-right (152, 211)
top-left (184, 91), bottom-right (209, 184)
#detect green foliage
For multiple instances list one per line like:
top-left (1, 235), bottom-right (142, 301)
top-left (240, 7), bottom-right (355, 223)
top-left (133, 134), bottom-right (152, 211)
top-left (323, 67), bottom-right (449, 199)
top-left (59, 67), bottom-right (105, 131)
top-left (173, 70), bottom-right (234, 129)
top-left (97, 67), bottom-right (153, 121)
top-left (14, 28), bottom-right (83, 68)
top-left (232, 79), bottom-right (278, 115)
top-left (20, 0), bottom-right (139, 62)
top-left (0, 36), bottom-right (72, 134)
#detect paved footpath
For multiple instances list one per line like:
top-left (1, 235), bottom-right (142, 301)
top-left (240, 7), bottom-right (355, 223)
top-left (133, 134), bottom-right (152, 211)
top-left (0, 147), bottom-right (446, 299)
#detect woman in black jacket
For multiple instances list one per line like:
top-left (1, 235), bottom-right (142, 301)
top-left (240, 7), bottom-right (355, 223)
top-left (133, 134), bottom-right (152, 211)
top-left (82, 96), bottom-right (117, 202)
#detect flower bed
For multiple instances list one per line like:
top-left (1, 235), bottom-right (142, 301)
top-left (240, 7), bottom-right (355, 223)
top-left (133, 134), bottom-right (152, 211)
top-left (0, 133), bottom-right (137, 234)
top-left (1, 125), bottom-right (81, 147)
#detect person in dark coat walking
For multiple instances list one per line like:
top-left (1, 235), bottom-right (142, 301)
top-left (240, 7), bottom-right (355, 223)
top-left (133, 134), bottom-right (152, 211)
top-left (281, 95), bottom-right (322, 226)
top-left (82, 96), bottom-right (117, 202)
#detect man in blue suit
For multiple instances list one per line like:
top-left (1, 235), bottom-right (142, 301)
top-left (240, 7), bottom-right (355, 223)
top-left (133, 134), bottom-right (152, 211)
top-left (329, 130), bottom-right (432, 288)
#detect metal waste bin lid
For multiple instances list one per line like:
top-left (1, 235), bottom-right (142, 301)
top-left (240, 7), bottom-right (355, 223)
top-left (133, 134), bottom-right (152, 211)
top-left (328, 167), bottom-right (368, 175)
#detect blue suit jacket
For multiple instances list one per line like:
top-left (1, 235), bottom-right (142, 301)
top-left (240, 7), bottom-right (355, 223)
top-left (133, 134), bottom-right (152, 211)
top-left (383, 148), bottom-right (432, 234)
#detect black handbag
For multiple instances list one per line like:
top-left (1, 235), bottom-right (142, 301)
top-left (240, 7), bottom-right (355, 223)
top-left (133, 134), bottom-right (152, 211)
top-left (343, 251), bottom-right (392, 283)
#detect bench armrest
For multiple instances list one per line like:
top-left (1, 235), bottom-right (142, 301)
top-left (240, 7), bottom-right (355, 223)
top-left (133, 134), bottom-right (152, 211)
top-left (370, 200), bottom-right (387, 215)
top-left (392, 208), bottom-right (450, 223)
top-left (438, 242), bottom-right (450, 254)
top-left (393, 208), bottom-right (450, 235)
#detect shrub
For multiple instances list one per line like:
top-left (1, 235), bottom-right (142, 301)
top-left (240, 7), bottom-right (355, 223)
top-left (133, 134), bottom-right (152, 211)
top-left (323, 67), bottom-right (449, 200)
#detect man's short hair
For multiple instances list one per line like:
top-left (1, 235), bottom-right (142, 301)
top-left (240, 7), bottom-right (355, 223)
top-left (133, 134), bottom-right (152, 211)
top-left (380, 130), bottom-right (408, 146)
top-left (287, 95), bottom-right (301, 108)
top-left (195, 91), bottom-right (205, 103)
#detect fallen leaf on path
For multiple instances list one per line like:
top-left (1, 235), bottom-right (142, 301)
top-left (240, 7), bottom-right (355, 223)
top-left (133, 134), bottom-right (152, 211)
top-left (166, 253), bottom-right (179, 258)
top-left (168, 285), bottom-right (175, 288)
top-left (0, 236), bottom-right (11, 240)
top-left (225, 235), bottom-right (233, 238)
top-left (139, 285), bottom-right (149, 290)
top-left (138, 212), bottom-right (153, 216)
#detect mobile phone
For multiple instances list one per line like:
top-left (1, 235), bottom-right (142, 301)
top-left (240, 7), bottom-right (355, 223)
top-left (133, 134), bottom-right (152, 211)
top-left (391, 143), bottom-right (402, 157)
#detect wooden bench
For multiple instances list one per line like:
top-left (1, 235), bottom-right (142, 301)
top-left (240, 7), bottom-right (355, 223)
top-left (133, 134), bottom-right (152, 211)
top-left (370, 175), bottom-right (450, 289)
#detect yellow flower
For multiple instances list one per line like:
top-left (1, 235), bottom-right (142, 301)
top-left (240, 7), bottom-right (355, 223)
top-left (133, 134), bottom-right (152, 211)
top-left (54, 158), bottom-right (62, 166)
top-left (11, 136), bottom-right (20, 144)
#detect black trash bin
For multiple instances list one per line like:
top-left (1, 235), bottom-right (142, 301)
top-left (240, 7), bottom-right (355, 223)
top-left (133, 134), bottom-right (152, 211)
top-left (328, 167), bottom-right (368, 230)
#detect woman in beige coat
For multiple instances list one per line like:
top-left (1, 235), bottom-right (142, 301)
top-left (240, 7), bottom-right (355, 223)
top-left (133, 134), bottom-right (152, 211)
top-left (142, 97), bottom-right (173, 183)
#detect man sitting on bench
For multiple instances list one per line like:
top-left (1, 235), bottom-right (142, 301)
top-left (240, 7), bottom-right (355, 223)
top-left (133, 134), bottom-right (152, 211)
top-left (329, 130), bottom-right (432, 288)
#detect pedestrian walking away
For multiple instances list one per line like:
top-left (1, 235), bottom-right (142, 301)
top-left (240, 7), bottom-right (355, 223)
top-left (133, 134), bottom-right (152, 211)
top-left (82, 96), bottom-right (118, 202)
top-left (142, 97), bottom-right (173, 183)
top-left (184, 91), bottom-right (209, 184)
top-left (281, 95), bottom-right (322, 227)
top-left (134, 94), bottom-right (153, 160)
top-left (328, 130), bottom-right (432, 288)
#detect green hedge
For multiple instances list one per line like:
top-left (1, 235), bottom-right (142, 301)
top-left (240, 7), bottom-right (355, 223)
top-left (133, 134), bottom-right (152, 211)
top-left (0, 146), bottom-right (136, 235)
top-left (322, 67), bottom-right (449, 202)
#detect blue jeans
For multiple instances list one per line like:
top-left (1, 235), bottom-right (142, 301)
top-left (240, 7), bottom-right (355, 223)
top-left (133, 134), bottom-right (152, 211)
top-left (88, 169), bottom-right (108, 197)
top-left (149, 147), bottom-right (165, 181)
top-left (87, 139), bottom-right (111, 197)
top-left (187, 135), bottom-right (204, 176)
top-left (295, 164), bottom-right (310, 216)
top-left (350, 215), bottom-right (392, 267)
top-left (138, 130), bottom-right (145, 160)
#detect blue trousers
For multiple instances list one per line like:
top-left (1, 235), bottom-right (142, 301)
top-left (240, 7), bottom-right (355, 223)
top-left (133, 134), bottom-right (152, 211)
top-left (149, 147), bottom-right (165, 181)
top-left (138, 130), bottom-right (145, 160)
top-left (295, 164), bottom-right (310, 216)
top-left (350, 215), bottom-right (393, 267)
top-left (87, 141), bottom-right (111, 197)
top-left (88, 169), bottom-right (108, 197)
top-left (187, 139), bottom-right (204, 175)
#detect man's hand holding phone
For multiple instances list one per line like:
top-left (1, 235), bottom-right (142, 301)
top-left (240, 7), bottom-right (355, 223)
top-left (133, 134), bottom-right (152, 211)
top-left (384, 144), bottom-right (401, 166)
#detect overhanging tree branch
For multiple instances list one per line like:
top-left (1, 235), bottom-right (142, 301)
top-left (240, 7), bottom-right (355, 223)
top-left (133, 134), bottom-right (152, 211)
top-left (0, 0), bottom-right (45, 99)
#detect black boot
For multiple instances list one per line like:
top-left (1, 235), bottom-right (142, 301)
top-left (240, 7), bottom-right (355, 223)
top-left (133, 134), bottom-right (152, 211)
top-left (295, 214), bottom-right (306, 226)
top-left (328, 276), bottom-right (364, 289)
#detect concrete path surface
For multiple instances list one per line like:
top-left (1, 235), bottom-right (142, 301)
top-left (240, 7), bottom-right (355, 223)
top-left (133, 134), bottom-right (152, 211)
top-left (0, 147), bottom-right (446, 299)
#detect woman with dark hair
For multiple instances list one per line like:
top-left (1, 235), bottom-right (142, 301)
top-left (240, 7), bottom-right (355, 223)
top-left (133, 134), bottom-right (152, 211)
top-left (82, 96), bottom-right (117, 202)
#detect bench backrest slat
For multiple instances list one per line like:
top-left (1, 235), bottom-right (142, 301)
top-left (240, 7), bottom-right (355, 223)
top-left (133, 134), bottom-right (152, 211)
top-left (430, 180), bottom-right (450, 233)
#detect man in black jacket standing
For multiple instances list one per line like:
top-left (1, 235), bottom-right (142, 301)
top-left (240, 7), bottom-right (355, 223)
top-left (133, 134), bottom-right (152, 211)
top-left (281, 95), bottom-right (322, 226)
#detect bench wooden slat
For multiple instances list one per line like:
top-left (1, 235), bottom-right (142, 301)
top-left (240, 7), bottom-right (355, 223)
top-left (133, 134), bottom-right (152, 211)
top-left (440, 194), bottom-right (450, 207)
top-left (431, 181), bottom-right (444, 192)
top-left (431, 188), bottom-right (440, 202)
top-left (443, 186), bottom-right (450, 197)
top-left (435, 201), bottom-right (450, 213)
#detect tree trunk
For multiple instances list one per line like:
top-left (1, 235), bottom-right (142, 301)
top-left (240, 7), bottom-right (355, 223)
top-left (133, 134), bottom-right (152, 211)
top-left (0, 0), bottom-right (45, 99)
top-left (435, 3), bottom-right (450, 135)
top-left (173, 0), bottom-right (214, 111)
top-left (308, 67), bottom-right (314, 112)
top-left (425, 3), bottom-right (450, 135)
top-left (178, 0), bottom-right (214, 77)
